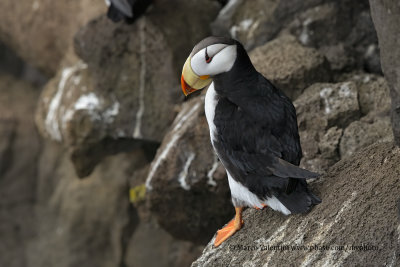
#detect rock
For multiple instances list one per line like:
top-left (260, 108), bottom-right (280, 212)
top-left (0, 41), bottom-right (24, 77)
top-left (338, 73), bottom-right (391, 116)
top-left (340, 115), bottom-right (393, 159)
top-left (146, 96), bottom-right (234, 244)
top-left (212, 0), bottom-right (379, 73)
top-left (0, 75), bottom-right (41, 267)
top-left (192, 142), bottom-right (400, 266)
top-left (126, 218), bottom-right (204, 267)
top-left (318, 126), bottom-right (342, 160)
top-left (294, 81), bottom-right (360, 172)
top-left (295, 81), bottom-right (360, 131)
top-left (211, 0), bottom-right (328, 50)
top-left (0, 0), bottom-right (106, 75)
top-left (27, 144), bottom-right (149, 267)
top-left (36, 0), bottom-right (221, 177)
top-left (287, 1), bottom-right (378, 72)
top-left (249, 34), bottom-right (331, 100)
top-left (369, 0), bottom-right (400, 145)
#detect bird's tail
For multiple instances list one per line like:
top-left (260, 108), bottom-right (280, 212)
top-left (277, 179), bottom-right (321, 214)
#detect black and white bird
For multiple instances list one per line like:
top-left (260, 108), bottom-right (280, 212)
top-left (181, 36), bottom-right (321, 247)
top-left (106, 0), bottom-right (152, 23)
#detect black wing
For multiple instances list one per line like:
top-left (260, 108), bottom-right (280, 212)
top-left (213, 74), bottom-right (318, 196)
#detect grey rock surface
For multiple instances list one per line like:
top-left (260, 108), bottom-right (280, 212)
top-left (340, 115), bottom-right (393, 159)
top-left (192, 142), bottom-right (400, 267)
top-left (370, 0), bottom-right (400, 145)
top-left (249, 34), bottom-right (331, 100)
top-left (212, 0), bottom-right (379, 73)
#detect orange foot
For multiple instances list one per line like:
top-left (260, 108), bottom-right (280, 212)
top-left (214, 207), bottom-right (243, 247)
top-left (253, 204), bottom-right (268, 210)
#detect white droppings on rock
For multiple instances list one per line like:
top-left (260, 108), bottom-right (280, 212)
top-left (133, 18), bottom-right (147, 139)
top-left (145, 102), bottom-right (201, 190)
top-left (72, 75), bottom-right (82, 86)
top-left (300, 191), bottom-right (357, 267)
top-left (74, 92), bottom-right (101, 111)
top-left (32, 1), bottom-right (40, 11)
top-left (62, 92), bottom-right (120, 129)
top-left (61, 109), bottom-right (74, 130)
top-left (103, 101), bottom-right (120, 124)
top-left (319, 87), bottom-right (333, 114)
top-left (338, 82), bottom-right (352, 98)
top-left (178, 153), bottom-right (196, 190)
top-left (239, 19), bottom-right (253, 31)
top-left (388, 250), bottom-right (397, 267)
top-left (365, 44), bottom-right (377, 58)
top-left (255, 219), bottom-right (291, 266)
top-left (299, 18), bottom-right (313, 45)
top-left (45, 61), bottom-right (87, 141)
top-left (230, 19), bottom-right (254, 38)
top-left (207, 156), bottom-right (219, 186)
top-left (362, 75), bottom-right (371, 83)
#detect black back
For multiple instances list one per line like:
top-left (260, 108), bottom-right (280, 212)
top-left (211, 42), bottom-right (321, 212)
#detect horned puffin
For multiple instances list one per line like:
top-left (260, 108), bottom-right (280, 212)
top-left (106, 0), bottom-right (152, 23)
top-left (181, 36), bottom-right (321, 247)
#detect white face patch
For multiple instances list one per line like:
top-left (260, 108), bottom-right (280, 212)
top-left (190, 44), bottom-right (237, 76)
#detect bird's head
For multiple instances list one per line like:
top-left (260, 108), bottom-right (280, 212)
top-left (181, 36), bottom-right (238, 96)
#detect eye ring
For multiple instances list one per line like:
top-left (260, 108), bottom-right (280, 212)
top-left (205, 47), bottom-right (213, 63)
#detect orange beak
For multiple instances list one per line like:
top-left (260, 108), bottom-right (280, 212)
top-left (181, 75), bottom-right (198, 96)
top-left (181, 57), bottom-right (212, 96)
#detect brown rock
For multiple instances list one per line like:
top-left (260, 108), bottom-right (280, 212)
top-left (295, 81), bottom-right (360, 131)
top-left (295, 81), bottom-right (360, 172)
top-left (146, 96), bottom-right (233, 244)
top-left (337, 73), bottom-right (391, 116)
top-left (192, 142), bottom-right (400, 266)
top-left (249, 34), bottom-right (331, 100)
top-left (340, 115), bottom-right (393, 159)
top-left (318, 126), bottom-right (342, 160)
top-left (36, 0), bottom-right (220, 177)
top-left (0, 0), bottom-right (106, 75)
top-left (126, 218), bottom-right (204, 267)
top-left (0, 75), bottom-right (41, 267)
top-left (27, 144), bottom-right (149, 267)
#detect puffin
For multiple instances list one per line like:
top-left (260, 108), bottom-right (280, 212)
top-left (180, 36), bottom-right (321, 247)
top-left (106, 0), bottom-right (152, 23)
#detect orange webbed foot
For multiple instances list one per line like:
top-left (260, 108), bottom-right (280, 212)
top-left (214, 207), bottom-right (243, 247)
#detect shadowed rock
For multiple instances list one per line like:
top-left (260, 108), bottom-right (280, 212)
top-left (0, 74), bottom-right (41, 267)
top-left (146, 96), bottom-right (234, 244)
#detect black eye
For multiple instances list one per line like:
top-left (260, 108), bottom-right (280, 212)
top-left (205, 47), bottom-right (212, 63)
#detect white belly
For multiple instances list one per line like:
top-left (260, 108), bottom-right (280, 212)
top-left (204, 82), bottom-right (218, 142)
top-left (228, 173), bottom-right (291, 215)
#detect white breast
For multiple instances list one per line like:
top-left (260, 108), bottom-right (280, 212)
top-left (204, 82), bottom-right (218, 142)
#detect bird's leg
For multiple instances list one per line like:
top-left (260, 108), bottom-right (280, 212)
top-left (253, 204), bottom-right (268, 210)
top-left (214, 207), bottom-right (243, 247)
